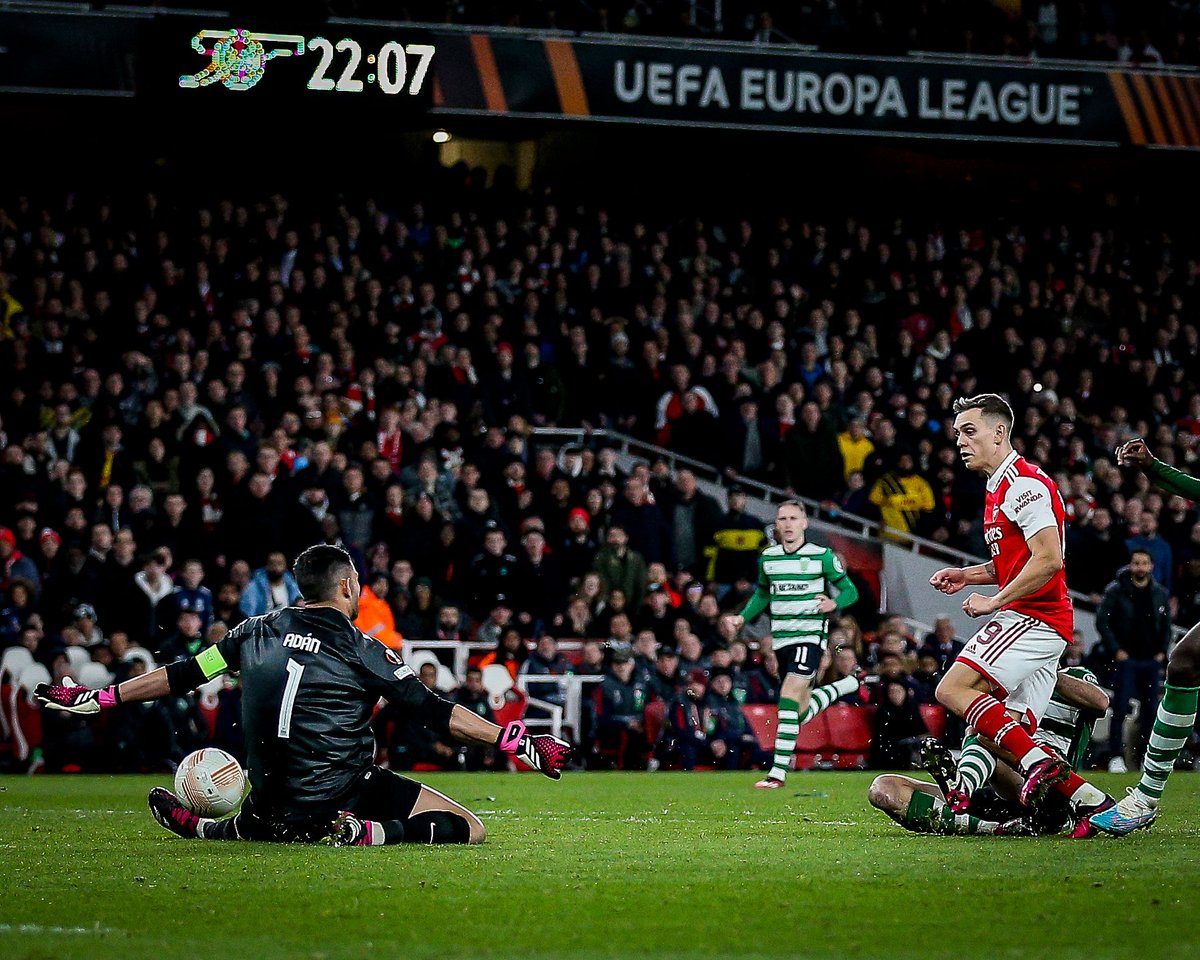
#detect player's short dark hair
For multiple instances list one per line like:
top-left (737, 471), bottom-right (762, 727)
top-left (952, 393), bottom-right (1014, 430)
top-left (1130, 548), bottom-right (1154, 562)
top-left (292, 544), bottom-right (354, 602)
top-left (777, 499), bottom-right (807, 516)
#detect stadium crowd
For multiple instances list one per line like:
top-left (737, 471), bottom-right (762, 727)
top-left (113, 0), bottom-right (1200, 65)
top-left (1, 160), bottom-right (1198, 774)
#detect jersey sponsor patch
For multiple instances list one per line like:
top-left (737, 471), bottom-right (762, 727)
top-left (392, 664), bottom-right (414, 681)
top-left (1010, 486), bottom-right (1045, 514)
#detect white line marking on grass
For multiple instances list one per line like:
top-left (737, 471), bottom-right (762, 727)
top-left (0, 922), bottom-right (119, 936)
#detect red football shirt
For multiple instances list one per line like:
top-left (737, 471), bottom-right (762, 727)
top-left (983, 450), bottom-right (1073, 641)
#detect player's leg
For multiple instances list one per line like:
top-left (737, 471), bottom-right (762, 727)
top-left (338, 767), bottom-right (485, 846)
top-left (798, 675), bottom-right (862, 724)
top-left (951, 663), bottom-right (1055, 812)
top-left (938, 614), bottom-right (1111, 814)
top-left (756, 642), bottom-right (818, 788)
top-left (868, 774), bottom-right (1010, 835)
top-left (1088, 624), bottom-right (1200, 834)
top-left (148, 787), bottom-right (270, 841)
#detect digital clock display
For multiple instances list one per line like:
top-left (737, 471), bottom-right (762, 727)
top-left (164, 23), bottom-right (435, 109)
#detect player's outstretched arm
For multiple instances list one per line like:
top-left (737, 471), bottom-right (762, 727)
top-left (35, 646), bottom-right (230, 714)
top-left (1053, 670), bottom-right (1110, 716)
top-left (450, 707), bottom-right (572, 780)
top-left (1118, 437), bottom-right (1200, 499)
top-left (930, 561), bottom-right (996, 595)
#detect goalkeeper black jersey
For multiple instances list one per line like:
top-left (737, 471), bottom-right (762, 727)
top-left (211, 606), bottom-right (452, 823)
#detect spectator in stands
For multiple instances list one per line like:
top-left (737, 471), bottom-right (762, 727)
top-left (594, 649), bottom-right (648, 769)
top-left (355, 574), bottom-right (403, 651)
top-left (479, 627), bottom-right (528, 682)
top-left (155, 608), bottom-right (205, 664)
top-left (512, 526), bottom-right (563, 634)
top-left (240, 551), bottom-right (301, 618)
top-left (0, 526), bottom-right (39, 590)
top-left (647, 645), bottom-right (682, 703)
top-left (475, 602), bottom-right (513, 649)
top-left (658, 668), bottom-right (711, 770)
top-left (869, 451), bottom-right (935, 543)
top-left (837, 417), bottom-right (875, 482)
top-left (920, 616), bottom-right (963, 674)
top-left (155, 558), bottom-right (213, 634)
top-left (665, 470), bottom-right (722, 577)
top-left (451, 666), bottom-right (496, 770)
top-left (709, 485), bottom-right (764, 588)
top-left (1096, 550), bottom-right (1172, 771)
top-left (870, 680), bottom-right (927, 770)
top-left (610, 477), bottom-right (673, 569)
top-left (1067, 508), bottom-right (1130, 601)
top-left (469, 523), bottom-right (518, 619)
top-left (560, 507), bottom-right (599, 587)
top-left (724, 396), bottom-right (777, 481)
top-left (705, 668), bottom-right (768, 769)
top-left (783, 402), bottom-right (845, 500)
top-left (594, 524), bottom-right (648, 614)
top-left (1125, 510), bottom-right (1174, 595)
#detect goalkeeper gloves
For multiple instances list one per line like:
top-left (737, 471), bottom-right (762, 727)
top-left (496, 720), bottom-right (572, 779)
top-left (34, 677), bottom-right (121, 715)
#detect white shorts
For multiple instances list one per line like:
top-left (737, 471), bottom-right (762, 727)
top-left (958, 609), bottom-right (1066, 721)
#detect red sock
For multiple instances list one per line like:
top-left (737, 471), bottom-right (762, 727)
top-left (964, 694), bottom-right (1050, 772)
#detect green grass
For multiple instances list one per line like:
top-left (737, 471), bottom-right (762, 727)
top-left (1, 772), bottom-right (1198, 960)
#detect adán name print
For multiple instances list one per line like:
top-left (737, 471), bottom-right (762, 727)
top-left (613, 60), bottom-right (1085, 127)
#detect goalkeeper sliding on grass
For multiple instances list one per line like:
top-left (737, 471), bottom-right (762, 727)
top-left (869, 666), bottom-right (1108, 836)
top-left (35, 543), bottom-right (571, 846)
top-left (724, 500), bottom-right (860, 789)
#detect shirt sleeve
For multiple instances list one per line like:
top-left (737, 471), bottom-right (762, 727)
top-left (354, 630), bottom-right (457, 735)
top-left (209, 615), bottom-right (256, 677)
top-left (738, 554), bottom-right (772, 622)
top-left (1147, 458), bottom-right (1200, 500)
top-left (998, 476), bottom-right (1058, 539)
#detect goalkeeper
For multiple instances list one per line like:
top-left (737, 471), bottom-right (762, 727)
top-left (36, 543), bottom-right (571, 846)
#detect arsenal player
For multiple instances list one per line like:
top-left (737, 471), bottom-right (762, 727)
top-left (928, 394), bottom-right (1116, 834)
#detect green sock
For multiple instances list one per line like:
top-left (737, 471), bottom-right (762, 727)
top-left (956, 735), bottom-right (997, 799)
top-left (1135, 683), bottom-right (1199, 806)
top-left (769, 697), bottom-right (800, 781)
top-left (903, 790), bottom-right (997, 835)
top-left (798, 676), bottom-right (860, 723)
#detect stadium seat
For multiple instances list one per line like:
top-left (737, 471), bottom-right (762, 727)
top-left (64, 647), bottom-right (91, 675)
top-left (644, 698), bottom-right (666, 746)
top-left (919, 704), bottom-right (946, 741)
top-left (482, 664), bottom-right (515, 710)
top-left (405, 649), bottom-right (440, 675)
top-left (435, 664), bottom-right (457, 694)
top-left (11, 663), bottom-right (50, 762)
top-left (0, 647), bottom-right (34, 741)
top-left (742, 704), bottom-right (777, 750)
top-left (826, 705), bottom-right (875, 770)
top-left (77, 662), bottom-right (114, 689)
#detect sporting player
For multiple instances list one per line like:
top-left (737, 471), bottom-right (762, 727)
top-left (1079, 437), bottom-right (1200, 835)
top-left (36, 543), bottom-right (571, 846)
top-left (725, 500), bottom-right (860, 789)
top-left (929, 394), bottom-right (1116, 826)
top-left (869, 667), bottom-right (1109, 836)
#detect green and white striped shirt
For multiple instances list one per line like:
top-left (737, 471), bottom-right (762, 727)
top-left (1036, 666), bottom-right (1102, 770)
top-left (739, 542), bottom-right (857, 648)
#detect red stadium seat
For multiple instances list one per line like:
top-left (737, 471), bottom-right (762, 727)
top-left (826, 705), bottom-right (875, 770)
top-left (919, 704), bottom-right (947, 741)
top-left (644, 698), bottom-right (666, 747)
top-left (742, 704), bottom-right (777, 749)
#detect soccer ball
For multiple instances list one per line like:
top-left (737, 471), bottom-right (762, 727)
top-left (174, 748), bottom-right (246, 817)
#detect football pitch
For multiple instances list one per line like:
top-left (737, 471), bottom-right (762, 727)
top-left (2, 772), bottom-right (1198, 960)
